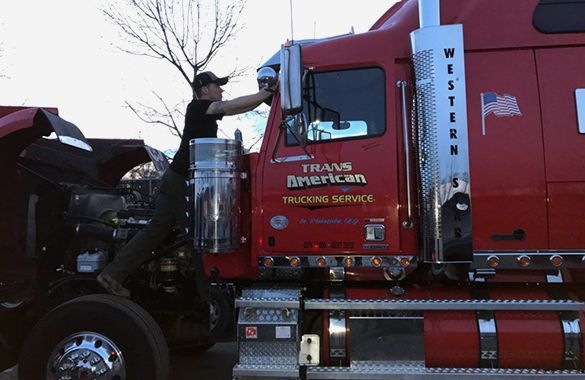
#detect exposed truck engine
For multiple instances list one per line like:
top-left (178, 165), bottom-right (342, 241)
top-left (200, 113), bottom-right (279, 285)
top-left (0, 107), bottom-right (225, 379)
top-left (2, 0), bottom-right (585, 379)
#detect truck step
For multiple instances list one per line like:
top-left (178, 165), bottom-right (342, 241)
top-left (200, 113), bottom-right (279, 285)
top-left (306, 365), bottom-right (585, 379)
top-left (233, 364), bottom-right (299, 378)
top-left (236, 297), bottom-right (300, 309)
top-left (303, 298), bottom-right (585, 311)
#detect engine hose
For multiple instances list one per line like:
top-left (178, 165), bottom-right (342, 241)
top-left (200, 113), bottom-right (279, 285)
top-left (74, 223), bottom-right (115, 242)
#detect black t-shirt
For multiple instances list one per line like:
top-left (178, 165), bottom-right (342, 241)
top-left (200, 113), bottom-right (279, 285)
top-left (170, 99), bottom-right (224, 175)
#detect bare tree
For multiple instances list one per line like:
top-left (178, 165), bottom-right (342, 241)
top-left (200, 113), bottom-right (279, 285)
top-left (124, 162), bottom-right (159, 179)
top-left (104, 0), bottom-right (248, 138)
top-left (125, 91), bottom-right (185, 138)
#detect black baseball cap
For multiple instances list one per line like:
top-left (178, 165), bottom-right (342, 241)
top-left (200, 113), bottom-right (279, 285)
top-left (194, 71), bottom-right (229, 90)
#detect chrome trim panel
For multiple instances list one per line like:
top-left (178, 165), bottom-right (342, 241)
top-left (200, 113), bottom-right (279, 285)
top-left (258, 256), bottom-right (416, 269)
top-left (472, 290), bottom-right (498, 368)
top-left (271, 154), bottom-right (314, 163)
top-left (547, 271), bottom-right (564, 283)
top-left (306, 366), bottom-right (585, 379)
top-left (329, 267), bottom-right (345, 282)
top-left (364, 224), bottom-right (386, 241)
top-left (328, 288), bottom-right (347, 366)
top-left (576, 89), bottom-right (585, 134)
top-left (477, 311), bottom-right (498, 368)
top-left (329, 311), bottom-right (347, 363)
top-left (304, 299), bottom-right (585, 311)
top-left (473, 251), bottom-right (585, 270)
top-left (411, 24), bottom-right (473, 263)
top-left (560, 311), bottom-right (582, 369)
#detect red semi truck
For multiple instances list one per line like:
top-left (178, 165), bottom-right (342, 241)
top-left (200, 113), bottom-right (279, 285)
top-left (3, 0), bottom-right (585, 378)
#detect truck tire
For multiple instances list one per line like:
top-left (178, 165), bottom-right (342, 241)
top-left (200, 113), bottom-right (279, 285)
top-left (18, 294), bottom-right (169, 380)
top-left (210, 287), bottom-right (232, 341)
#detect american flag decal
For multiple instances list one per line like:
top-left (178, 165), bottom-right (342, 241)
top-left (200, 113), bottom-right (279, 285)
top-left (480, 92), bottom-right (522, 135)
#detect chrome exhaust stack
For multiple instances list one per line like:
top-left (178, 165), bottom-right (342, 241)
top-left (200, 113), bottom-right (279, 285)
top-left (418, 0), bottom-right (440, 28)
top-left (410, 0), bottom-right (473, 263)
top-left (189, 138), bottom-right (244, 253)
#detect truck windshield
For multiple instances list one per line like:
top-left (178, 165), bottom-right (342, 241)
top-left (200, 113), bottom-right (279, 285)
top-left (286, 67), bottom-right (385, 145)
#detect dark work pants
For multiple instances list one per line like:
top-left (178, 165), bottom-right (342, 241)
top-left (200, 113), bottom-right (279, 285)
top-left (102, 168), bottom-right (188, 282)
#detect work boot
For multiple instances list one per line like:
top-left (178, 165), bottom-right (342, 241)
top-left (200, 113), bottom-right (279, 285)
top-left (97, 272), bottom-right (131, 298)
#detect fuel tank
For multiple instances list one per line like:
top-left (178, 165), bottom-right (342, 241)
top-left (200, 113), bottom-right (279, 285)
top-left (189, 138), bottom-right (243, 253)
top-left (317, 287), bottom-right (583, 370)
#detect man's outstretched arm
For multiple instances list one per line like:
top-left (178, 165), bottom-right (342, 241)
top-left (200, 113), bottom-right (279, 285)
top-left (207, 88), bottom-right (275, 116)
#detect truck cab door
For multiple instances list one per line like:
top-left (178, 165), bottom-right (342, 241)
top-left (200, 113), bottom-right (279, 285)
top-left (258, 66), bottom-right (402, 259)
top-left (465, 50), bottom-right (548, 250)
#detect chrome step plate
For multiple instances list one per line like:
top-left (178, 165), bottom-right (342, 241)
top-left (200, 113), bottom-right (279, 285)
top-left (306, 365), bottom-right (585, 379)
top-left (304, 298), bottom-right (585, 311)
top-left (236, 297), bottom-right (300, 309)
top-left (233, 364), bottom-right (299, 378)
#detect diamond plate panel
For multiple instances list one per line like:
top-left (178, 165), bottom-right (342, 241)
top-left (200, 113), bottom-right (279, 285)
top-left (233, 364), bottom-right (299, 378)
top-left (237, 286), bottom-right (302, 370)
top-left (239, 341), bottom-right (298, 365)
top-left (239, 307), bottom-right (299, 324)
top-left (242, 287), bottom-right (301, 299)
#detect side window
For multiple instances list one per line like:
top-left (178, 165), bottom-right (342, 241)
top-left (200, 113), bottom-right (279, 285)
top-left (533, 0), bottom-right (585, 33)
top-left (286, 67), bottom-right (386, 145)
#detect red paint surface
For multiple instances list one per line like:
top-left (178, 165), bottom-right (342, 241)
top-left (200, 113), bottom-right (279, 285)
top-left (425, 310), bottom-right (479, 368)
top-left (465, 49), bottom-right (548, 250)
top-left (424, 288), bottom-right (479, 367)
top-left (548, 183), bottom-right (585, 248)
top-left (490, 289), bottom-right (563, 369)
top-left (536, 47), bottom-right (585, 183)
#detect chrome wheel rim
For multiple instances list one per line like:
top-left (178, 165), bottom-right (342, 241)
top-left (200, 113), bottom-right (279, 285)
top-left (47, 331), bottom-right (126, 380)
top-left (209, 299), bottom-right (220, 331)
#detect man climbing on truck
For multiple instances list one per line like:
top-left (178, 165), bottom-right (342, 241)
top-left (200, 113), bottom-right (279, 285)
top-left (98, 71), bottom-right (277, 297)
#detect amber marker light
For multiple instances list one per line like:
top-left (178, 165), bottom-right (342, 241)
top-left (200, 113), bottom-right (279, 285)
top-left (518, 255), bottom-right (531, 267)
top-left (550, 255), bottom-right (563, 267)
top-left (289, 256), bottom-right (301, 267)
top-left (399, 257), bottom-right (411, 267)
top-left (316, 257), bottom-right (327, 267)
top-left (371, 256), bottom-right (382, 267)
top-left (263, 257), bottom-right (274, 267)
top-left (343, 257), bottom-right (354, 267)
top-left (486, 255), bottom-right (500, 268)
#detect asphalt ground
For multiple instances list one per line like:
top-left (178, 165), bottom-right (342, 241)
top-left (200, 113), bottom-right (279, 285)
top-left (0, 342), bottom-right (238, 380)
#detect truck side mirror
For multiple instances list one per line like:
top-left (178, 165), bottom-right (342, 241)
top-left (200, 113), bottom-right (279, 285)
top-left (332, 121), bottom-right (351, 131)
top-left (257, 67), bottom-right (278, 91)
top-left (285, 114), bottom-right (308, 147)
top-left (280, 44), bottom-right (303, 116)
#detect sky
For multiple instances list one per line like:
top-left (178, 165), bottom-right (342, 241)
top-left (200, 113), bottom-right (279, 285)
top-left (0, 0), bottom-right (396, 153)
